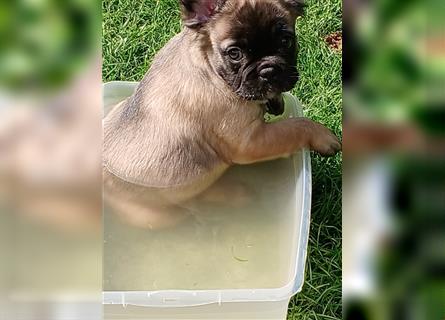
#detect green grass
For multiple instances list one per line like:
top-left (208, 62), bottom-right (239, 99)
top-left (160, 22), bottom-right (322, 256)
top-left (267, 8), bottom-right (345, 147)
top-left (103, 0), bottom-right (342, 319)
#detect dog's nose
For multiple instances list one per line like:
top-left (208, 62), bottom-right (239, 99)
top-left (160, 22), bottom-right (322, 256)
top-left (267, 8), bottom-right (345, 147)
top-left (259, 66), bottom-right (278, 80)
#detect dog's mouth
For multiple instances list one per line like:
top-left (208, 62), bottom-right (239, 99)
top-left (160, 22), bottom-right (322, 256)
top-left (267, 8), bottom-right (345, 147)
top-left (234, 69), bottom-right (299, 102)
top-left (235, 91), bottom-right (270, 102)
top-left (235, 81), bottom-right (294, 102)
top-left (235, 81), bottom-right (281, 102)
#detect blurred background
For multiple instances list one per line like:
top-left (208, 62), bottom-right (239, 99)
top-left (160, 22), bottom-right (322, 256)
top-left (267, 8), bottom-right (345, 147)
top-left (0, 0), bottom-right (444, 319)
top-left (343, 0), bottom-right (445, 319)
top-left (0, 0), bottom-right (101, 319)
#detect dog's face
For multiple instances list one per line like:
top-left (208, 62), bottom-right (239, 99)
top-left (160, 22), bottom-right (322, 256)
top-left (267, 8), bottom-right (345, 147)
top-left (180, 0), bottom-right (304, 101)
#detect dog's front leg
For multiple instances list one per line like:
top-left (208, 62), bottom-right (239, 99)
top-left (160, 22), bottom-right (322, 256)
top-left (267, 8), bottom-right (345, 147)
top-left (228, 118), bottom-right (341, 164)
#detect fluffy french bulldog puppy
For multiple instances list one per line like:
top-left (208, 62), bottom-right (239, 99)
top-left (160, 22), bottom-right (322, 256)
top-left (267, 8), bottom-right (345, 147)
top-left (103, 0), bottom-right (341, 228)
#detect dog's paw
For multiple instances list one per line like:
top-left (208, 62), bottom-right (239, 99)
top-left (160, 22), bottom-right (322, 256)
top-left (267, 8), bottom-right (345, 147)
top-left (309, 124), bottom-right (341, 157)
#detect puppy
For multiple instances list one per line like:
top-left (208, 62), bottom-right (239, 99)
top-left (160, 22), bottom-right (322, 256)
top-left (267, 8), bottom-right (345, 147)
top-left (103, 0), bottom-right (341, 229)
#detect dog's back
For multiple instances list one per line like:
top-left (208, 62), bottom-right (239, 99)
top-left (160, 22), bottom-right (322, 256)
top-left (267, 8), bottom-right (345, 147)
top-left (103, 31), bottom-right (229, 189)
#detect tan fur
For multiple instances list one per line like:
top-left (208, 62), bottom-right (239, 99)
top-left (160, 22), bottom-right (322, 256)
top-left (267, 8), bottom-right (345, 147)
top-left (103, 0), bottom-right (340, 228)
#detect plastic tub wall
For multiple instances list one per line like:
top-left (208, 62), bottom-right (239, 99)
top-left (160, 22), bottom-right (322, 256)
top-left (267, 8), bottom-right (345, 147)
top-left (103, 82), bottom-right (311, 320)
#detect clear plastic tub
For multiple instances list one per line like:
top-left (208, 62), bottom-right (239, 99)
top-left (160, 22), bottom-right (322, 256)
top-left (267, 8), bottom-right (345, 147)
top-left (103, 82), bottom-right (312, 320)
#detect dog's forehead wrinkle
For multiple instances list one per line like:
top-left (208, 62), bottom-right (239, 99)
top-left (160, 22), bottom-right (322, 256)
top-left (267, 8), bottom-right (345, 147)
top-left (223, 8), bottom-right (290, 43)
top-left (236, 0), bottom-right (289, 20)
top-left (214, 0), bottom-right (292, 37)
top-left (220, 39), bottom-right (238, 49)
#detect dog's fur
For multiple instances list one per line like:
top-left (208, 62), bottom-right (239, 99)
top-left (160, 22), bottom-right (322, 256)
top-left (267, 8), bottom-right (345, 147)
top-left (103, 0), bottom-right (341, 228)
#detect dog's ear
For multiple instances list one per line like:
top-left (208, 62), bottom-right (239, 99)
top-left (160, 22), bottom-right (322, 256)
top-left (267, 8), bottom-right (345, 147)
top-left (180, 0), bottom-right (224, 28)
top-left (282, 0), bottom-right (306, 16)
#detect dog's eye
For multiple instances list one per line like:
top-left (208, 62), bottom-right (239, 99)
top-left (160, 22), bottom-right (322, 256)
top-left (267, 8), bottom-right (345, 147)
top-left (281, 36), bottom-right (293, 49)
top-left (227, 47), bottom-right (243, 61)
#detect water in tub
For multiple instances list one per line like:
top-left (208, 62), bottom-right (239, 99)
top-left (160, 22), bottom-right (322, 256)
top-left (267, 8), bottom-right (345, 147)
top-left (103, 84), bottom-right (303, 291)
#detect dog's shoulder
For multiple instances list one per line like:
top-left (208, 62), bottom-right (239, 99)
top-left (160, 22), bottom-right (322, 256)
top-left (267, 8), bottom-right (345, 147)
top-left (103, 96), bottom-right (226, 188)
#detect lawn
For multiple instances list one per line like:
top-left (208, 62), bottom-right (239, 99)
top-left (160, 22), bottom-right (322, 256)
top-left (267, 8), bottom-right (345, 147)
top-left (102, 0), bottom-right (342, 319)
